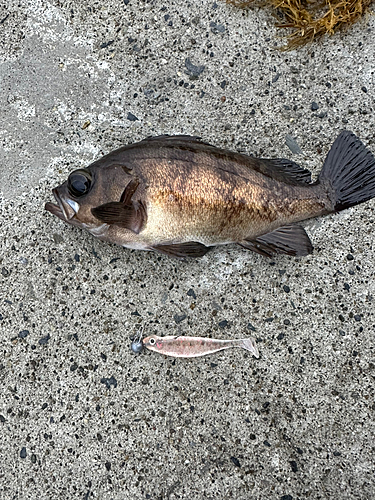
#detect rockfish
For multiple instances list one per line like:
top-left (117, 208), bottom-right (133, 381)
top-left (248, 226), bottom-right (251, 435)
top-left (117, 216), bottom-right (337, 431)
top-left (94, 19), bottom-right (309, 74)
top-left (45, 131), bottom-right (375, 258)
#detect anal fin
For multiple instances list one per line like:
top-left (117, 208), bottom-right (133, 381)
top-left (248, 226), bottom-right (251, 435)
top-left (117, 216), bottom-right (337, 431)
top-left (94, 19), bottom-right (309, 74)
top-left (239, 225), bottom-right (313, 257)
top-left (151, 242), bottom-right (210, 258)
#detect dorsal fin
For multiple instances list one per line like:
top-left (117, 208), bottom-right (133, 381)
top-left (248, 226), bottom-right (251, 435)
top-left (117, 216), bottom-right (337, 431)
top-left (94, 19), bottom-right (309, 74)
top-left (91, 135), bottom-right (312, 187)
top-left (139, 136), bottom-right (312, 185)
top-left (252, 158), bottom-right (312, 185)
top-left (140, 134), bottom-right (206, 144)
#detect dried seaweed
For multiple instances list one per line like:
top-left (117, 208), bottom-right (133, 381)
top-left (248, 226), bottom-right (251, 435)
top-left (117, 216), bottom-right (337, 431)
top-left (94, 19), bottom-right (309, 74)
top-left (226, 0), bottom-right (373, 49)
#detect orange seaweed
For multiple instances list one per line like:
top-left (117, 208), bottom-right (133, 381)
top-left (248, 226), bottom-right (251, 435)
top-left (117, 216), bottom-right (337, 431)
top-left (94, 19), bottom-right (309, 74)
top-left (225, 0), bottom-right (373, 49)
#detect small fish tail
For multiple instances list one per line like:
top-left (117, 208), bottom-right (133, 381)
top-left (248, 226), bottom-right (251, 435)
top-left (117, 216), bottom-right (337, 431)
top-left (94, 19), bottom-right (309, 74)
top-left (240, 338), bottom-right (259, 358)
top-left (318, 131), bottom-right (375, 211)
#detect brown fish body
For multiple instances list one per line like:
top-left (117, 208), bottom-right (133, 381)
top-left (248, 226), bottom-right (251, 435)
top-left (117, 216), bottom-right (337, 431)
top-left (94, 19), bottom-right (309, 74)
top-left (45, 132), bottom-right (375, 258)
top-left (142, 334), bottom-right (259, 358)
top-left (134, 150), bottom-right (327, 245)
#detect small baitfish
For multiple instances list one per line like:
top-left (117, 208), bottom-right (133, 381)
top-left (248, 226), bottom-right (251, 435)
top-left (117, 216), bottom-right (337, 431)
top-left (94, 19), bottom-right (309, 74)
top-left (142, 334), bottom-right (259, 358)
top-left (45, 131), bottom-right (375, 259)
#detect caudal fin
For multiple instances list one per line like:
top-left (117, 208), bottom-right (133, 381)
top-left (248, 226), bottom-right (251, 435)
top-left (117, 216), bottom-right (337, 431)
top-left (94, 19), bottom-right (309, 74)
top-left (241, 338), bottom-right (259, 358)
top-left (319, 131), bottom-right (375, 211)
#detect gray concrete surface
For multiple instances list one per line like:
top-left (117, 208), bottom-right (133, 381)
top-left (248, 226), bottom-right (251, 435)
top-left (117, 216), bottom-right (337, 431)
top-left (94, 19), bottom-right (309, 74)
top-left (1, 1), bottom-right (375, 499)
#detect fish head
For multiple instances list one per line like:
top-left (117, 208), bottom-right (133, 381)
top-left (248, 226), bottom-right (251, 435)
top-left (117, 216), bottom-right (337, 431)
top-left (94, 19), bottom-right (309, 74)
top-left (143, 335), bottom-right (164, 352)
top-left (45, 162), bottom-right (133, 237)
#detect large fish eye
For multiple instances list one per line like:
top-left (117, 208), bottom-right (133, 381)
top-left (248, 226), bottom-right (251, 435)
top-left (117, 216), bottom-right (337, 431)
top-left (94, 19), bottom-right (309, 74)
top-left (67, 169), bottom-right (92, 197)
top-left (149, 338), bottom-right (156, 345)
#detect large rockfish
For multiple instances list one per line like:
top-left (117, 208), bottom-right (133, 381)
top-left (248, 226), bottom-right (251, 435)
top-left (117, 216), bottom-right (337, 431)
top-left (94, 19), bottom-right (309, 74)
top-left (45, 131), bottom-right (375, 258)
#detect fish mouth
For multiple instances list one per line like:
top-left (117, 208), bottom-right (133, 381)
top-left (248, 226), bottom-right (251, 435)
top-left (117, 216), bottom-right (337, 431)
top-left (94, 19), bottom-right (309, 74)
top-left (45, 188), bottom-right (79, 222)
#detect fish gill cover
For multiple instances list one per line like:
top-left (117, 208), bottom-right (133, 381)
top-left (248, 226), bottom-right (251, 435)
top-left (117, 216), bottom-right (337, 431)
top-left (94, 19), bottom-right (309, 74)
top-left (225, 0), bottom-right (373, 49)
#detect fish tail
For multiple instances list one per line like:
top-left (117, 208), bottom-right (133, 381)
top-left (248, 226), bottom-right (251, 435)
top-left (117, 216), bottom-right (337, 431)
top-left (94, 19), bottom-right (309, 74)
top-left (318, 131), bottom-right (375, 211)
top-left (240, 338), bottom-right (259, 358)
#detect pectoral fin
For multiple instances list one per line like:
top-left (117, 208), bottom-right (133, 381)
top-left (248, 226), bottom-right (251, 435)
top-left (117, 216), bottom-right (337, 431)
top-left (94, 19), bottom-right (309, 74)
top-left (239, 225), bottom-right (313, 257)
top-left (91, 179), bottom-right (146, 234)
top-left (119, 179), bottom-right (140, 204)
top-left (150, 242), bottom-right (210, 258)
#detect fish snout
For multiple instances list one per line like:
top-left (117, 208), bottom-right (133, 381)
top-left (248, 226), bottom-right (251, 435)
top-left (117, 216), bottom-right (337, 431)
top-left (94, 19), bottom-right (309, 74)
top-left (52, 187), bottom-right (80, 221)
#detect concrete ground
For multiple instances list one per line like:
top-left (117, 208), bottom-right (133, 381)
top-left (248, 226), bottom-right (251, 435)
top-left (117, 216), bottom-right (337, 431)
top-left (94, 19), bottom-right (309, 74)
top-left (1, 0), bottom-right (375, 499)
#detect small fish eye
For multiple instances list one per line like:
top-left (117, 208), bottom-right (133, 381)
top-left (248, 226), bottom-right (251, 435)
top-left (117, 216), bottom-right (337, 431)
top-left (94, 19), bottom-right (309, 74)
top-left (67, 169), bottom-right (92, 197)
top-left (149, 338), bottom-right (156, 345)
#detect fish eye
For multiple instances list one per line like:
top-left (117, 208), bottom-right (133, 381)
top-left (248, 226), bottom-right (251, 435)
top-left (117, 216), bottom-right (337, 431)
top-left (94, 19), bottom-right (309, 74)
top-left (67, 169), bottom-right (92, 197)
top-left (149, 338), bottom-right (156, 345)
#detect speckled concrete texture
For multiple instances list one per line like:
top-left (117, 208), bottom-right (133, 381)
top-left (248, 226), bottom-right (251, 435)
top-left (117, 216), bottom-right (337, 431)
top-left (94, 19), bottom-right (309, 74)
top-left (1, 1), bottom-right (375, 499)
